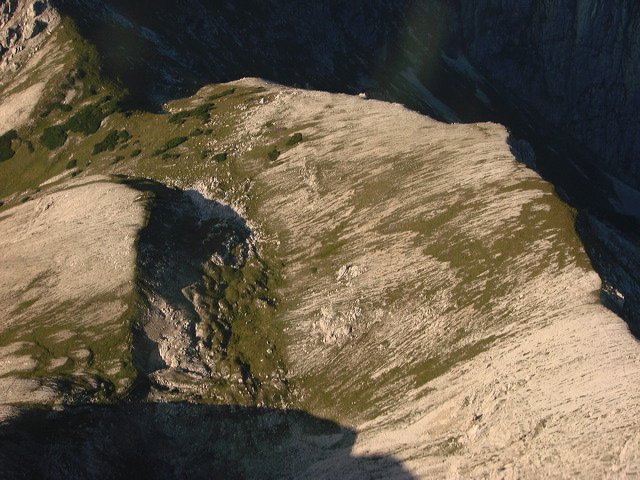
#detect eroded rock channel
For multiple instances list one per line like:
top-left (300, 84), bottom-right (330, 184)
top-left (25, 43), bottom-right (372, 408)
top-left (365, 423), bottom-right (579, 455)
top-left (121, 178), bottom-right (289, 406)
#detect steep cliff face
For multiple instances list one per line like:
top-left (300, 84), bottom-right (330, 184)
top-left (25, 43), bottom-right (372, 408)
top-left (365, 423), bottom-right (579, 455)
top-left (454, 0), bottom-right (640, 187)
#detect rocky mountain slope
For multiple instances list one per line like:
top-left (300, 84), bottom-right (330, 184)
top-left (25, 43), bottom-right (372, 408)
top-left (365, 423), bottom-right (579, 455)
top-left (0, 1), bottom-right (639, 479)
top-left (39, 0), bottom-right (640, 332)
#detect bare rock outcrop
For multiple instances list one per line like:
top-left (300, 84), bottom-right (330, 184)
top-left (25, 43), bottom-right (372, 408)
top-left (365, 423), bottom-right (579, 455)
top-left (0, 0), bottom-right (59, 80)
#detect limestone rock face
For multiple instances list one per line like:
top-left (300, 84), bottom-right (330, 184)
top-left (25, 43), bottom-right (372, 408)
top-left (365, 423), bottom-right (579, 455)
top-left (0, 0), bottom-right (59, 78)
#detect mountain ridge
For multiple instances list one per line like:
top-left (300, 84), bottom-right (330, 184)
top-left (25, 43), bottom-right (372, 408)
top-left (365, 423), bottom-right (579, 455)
top-left (0, 2), bottom-right (639, 478)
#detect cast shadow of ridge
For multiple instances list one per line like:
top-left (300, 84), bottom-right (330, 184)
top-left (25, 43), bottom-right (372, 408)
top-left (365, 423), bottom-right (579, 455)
top-left (0, 403), bottom-right (415, 480)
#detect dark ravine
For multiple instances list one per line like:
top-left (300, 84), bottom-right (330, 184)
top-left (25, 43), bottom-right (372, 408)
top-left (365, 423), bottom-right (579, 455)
top-left (120, 178), bottom-right (289, 405)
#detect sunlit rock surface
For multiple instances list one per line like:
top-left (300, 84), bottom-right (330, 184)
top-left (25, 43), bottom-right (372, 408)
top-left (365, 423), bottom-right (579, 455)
top-left (0, 74), bottom-right (638, 477)
top-left (0, 176), bottom-right (146, 406)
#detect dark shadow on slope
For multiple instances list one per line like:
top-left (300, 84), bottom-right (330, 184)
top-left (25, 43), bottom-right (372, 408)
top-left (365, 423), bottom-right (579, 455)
top-left (0, 403), bottom-right (415, 480)
top-left (113, 176), bottom-right (289, 404)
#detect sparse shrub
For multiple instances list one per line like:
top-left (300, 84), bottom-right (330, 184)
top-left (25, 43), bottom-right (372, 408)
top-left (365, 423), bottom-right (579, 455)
top-left (204, 129), bottom-right (213, 135)
top-left (162, 153), bottom-right (181, 160)
top-left (213, 152), bottom-right (227, 162)
top-left (190, 128), bottom-right (203, 137)
top-left (130, 149), bottom-right (142, 157)
top-left (286, 132), bottom-right (303, 146)
top-left (118, 130), bottom-right (132, 142)
top-left (40, 125), bottom-right (68, 150)
top-left (25, 140), bottom-right (34, 153)
top-left (111, 156), bottom-right (125, 164)
top-left (207, 88), bottom-right (235, 101)
top-left (65, 104), bottom-right (105, 135)
top-left (165, 136), bottom-right (188, 149)
top-left (0, 130), bottom-right (16, 161)
top-left (191, 103), bottom-right (215, 123)
top-left (168, 111), bottom-right (190, 125)
top-left (65, 158), bottom-right (77, 169)
top-left (92, 129), bottom-right (119, 155)
top-left (168, 103), bottom-right (216, 124)
top-left (70, 169), bottom-right (82, 177)
top-left (267, 148), bottom-right (280, 161)
top-left (4, 130), bottom-right (18, 141)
